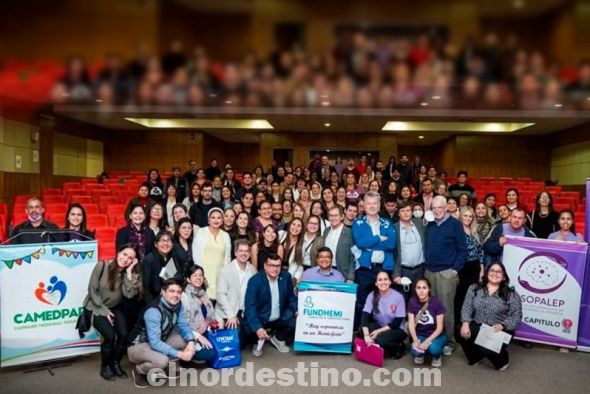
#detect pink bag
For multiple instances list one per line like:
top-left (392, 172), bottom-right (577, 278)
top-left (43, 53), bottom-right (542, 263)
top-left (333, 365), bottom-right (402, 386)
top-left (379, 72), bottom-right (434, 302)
top-left (353, 338), bottom-right (384, 367)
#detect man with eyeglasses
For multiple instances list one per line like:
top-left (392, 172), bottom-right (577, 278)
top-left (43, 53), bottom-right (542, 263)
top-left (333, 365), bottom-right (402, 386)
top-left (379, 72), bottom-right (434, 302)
top-left (424, 195), bottom-right (467, 356)
top-left (352, 192), bottom-right (397, 324)
top-left (243, 253), bottom-right (297, 357)
top-left (323, 205), bottom-right (355, 282)
top-left (188, 181), bottom-right (220, 227)
top-left (393, 201), bottom-right (426, 299)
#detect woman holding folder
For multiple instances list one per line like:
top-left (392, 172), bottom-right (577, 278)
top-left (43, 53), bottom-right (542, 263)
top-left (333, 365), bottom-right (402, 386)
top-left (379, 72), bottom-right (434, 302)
top-left (459, 262), bottom-right (522, 371)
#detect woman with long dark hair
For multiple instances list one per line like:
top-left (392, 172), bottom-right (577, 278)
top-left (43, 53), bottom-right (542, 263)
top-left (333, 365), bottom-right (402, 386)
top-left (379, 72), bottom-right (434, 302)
top-left (145, 169), bottom-right (164, 202)
top-left (85, 244), bottom-right (142, 380)
top-left (459, 263), bottom-right (522, 371)
top-left (251, 224), bottom-right (284, 271)
top-left (360, 270), bottom-right (407, 359)
top-left (281, 218), bottom-right (305, 283)
top-left (173, 217), bottom-right (194, 278)
top-left (182, 181), bottom-right (201, 209)
top-left (548, 209), bottom-right (584, 242)
top-left (407, 278), bottom-right (448, 367)
top-left (62, 203), bottom-right (95, 241)
top-left (526, 191), bottom-right (558, 239)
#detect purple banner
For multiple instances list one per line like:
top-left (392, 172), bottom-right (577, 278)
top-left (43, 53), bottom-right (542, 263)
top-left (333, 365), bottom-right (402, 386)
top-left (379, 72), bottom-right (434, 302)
top-left (577, 179), bottom-right (590, 349)
top-left (504, 236), bottom-right (587, 348)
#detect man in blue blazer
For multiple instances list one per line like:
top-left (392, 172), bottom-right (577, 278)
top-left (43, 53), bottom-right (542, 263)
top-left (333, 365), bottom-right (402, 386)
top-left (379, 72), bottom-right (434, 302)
top-left (244, 252), bottom-right (297, 356)
top-left (351, 191), bottom-right (397, 323)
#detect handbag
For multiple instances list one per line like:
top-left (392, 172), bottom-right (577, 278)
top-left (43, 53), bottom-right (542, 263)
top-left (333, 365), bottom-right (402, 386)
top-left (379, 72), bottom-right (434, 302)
top-left (209, 328), bottom-right (241, 369)
top-left (75, 261), bottom-right (106, 338)
top-left (353, 337), bottom-right (384, 367)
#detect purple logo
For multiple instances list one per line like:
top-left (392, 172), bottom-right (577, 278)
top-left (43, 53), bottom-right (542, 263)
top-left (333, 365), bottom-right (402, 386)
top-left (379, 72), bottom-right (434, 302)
top-left (518, 252), bottom-right (568, 294)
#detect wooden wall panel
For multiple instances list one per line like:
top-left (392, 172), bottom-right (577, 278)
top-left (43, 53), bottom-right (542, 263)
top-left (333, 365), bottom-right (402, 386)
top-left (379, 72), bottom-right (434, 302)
top-left (454, 135), bottom-right (551, 180)
top-left (259, 132), bottom-right (397, 169)
top-left (102, 130), bottom-right (204, 173)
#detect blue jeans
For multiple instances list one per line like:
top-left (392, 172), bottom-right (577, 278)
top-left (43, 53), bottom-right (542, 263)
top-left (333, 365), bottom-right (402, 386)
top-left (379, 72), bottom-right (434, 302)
top-left (410, 334), bottom-right (448, 358)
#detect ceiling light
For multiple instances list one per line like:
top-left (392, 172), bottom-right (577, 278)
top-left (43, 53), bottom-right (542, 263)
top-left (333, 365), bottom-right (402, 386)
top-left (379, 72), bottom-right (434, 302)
top-left (382, 121), bottom-right (534, 132)
top-left (420, 102), bottom-right (428, 106)
top-left (324, 123), bottom-right (331, 127)
top-left (125, 118), bottom-right (274, 129)
top-left (321, 101), bottom-right (331, 106)
top-left (418, 135), bottom-right (424, 139)
top-left (431, 95), bottom-right (441, 100)
top-left (554, 103), bottom-right (563, 108)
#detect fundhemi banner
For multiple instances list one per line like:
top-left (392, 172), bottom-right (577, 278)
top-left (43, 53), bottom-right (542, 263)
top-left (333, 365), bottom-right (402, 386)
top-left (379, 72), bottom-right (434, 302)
top-left (503, 236), bottom-right (588, 348)
top-left (294, 281), bottom-right (357, 353)
top-left (0, 241), bottom-right (100, 367)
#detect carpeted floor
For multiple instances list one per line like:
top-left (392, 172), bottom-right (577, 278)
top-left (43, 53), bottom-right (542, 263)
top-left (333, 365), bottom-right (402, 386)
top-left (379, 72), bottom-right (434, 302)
top-left (1, 343), bottom-right (589, 394)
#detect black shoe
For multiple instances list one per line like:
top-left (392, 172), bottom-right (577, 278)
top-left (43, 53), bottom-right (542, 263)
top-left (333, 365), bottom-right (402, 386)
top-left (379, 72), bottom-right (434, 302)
top-left (110, 362), bottom-right (128, 379)
top-left (132, 369), bottom-right (149, 388)
top-left (392, 343), bottom-right (406, 360)
top-left (100, 365), bottom-right (116, 381)
top-left (518, 340), bottom-right (533, 349)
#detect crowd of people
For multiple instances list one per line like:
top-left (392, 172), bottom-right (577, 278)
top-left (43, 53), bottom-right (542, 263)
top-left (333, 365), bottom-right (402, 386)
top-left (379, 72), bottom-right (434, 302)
top-left (50, 31), bottom-right (590, 110)
top-left (8, 153), bottom-right (585, 387)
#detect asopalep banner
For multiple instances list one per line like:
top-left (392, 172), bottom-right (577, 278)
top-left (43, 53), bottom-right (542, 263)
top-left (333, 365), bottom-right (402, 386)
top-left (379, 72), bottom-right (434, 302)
top-left (294, 281), bottom-right (357, 353)
top-left (0, 241), bottom-right (100, 367)
top-left (577, 178), bottom-right (590, 350)
top-left (503, 236), bottom-right (587, 348)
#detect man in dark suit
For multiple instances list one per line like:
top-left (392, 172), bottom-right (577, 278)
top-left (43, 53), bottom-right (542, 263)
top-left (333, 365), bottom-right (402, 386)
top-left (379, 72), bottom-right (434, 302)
top-left (243, 253), bottom-right (297, 357)
top-left (323, 205), bottom-right (355, 282)
top-left (393, 201), bottom-right (426, 300)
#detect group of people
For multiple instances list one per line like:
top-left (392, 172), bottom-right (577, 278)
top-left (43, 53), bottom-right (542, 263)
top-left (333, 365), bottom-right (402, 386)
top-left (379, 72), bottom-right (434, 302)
top-left (6, 155), bottom-right (585, 388)
top-left (50, 31), bottom-right (590, 111)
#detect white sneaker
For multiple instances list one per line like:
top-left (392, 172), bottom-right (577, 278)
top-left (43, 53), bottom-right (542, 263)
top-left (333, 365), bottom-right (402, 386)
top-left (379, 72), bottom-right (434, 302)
top-left (498, 363), bottom-right (509, 372)
top-left (269, 335), bottom-right (290, 353)
top-left (252, 344), bottom-right (263, 357)
top-left (414, 356), bottom-right (425, 365)
top-left (431, 357), bottom-right (442, 367)
top-left (442, 345), bottom-right (454, 356)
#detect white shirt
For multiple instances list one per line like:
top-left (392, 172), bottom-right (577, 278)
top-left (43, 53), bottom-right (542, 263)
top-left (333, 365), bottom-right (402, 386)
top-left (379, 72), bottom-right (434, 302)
top-left (302, 236), bottom-right (314, 266)
top-left (268, 276), bottom-right (280, 322)
top-left (399, 222), bottom-right (424, 268)
top-left (368, 217), bottom-right (385, 263)
top-left (235, 260), bottom-right (255, 311)
top-left (325, 224), bottom-right (344, 267)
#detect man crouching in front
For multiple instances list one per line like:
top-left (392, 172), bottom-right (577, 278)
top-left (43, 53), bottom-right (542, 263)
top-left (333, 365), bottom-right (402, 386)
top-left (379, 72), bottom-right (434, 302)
top-left (127, 278), bottom-right (216, 388)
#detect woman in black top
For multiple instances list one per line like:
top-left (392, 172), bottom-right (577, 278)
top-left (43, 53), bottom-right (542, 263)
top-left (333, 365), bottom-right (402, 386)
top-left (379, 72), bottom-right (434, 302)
top-left (142, 230), bottom-right (183, 305)
top-left (145, 168), bottom-right (164, 202)
top-left (172, 217), bottom-right (194, 279)
top-left (115, 202), bottom-right (154, 260)
top-left (62, 203), bottom-right (95, 241)
top-left (526, 191), bottom-right (559, 239)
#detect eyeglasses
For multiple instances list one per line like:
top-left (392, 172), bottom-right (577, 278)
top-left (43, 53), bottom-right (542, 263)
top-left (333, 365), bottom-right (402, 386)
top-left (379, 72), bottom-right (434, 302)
top-left (489, 269), bottom-right (503, 274)
top-left (158, 239), bottom-right (172, 244)
top-left (266, 264), bottom-right (282, 269)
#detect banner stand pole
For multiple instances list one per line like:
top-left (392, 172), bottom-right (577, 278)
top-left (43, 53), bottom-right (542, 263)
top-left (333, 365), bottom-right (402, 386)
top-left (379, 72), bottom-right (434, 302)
top-left (22, 360), bottom-right (72, 376)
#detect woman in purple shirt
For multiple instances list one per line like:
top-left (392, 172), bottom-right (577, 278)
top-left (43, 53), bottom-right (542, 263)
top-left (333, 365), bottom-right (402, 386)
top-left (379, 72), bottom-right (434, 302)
top-left (360, 271), bottom-right (407, 359)
top-left (407, 278), bottom-right (448, 367)
top-left (548, 210), bottom-right (584, 242)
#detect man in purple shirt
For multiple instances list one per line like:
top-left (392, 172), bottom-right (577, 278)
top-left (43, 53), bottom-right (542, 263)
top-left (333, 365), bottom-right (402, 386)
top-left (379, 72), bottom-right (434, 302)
top-left (301, 247), bottom-right (345, 283)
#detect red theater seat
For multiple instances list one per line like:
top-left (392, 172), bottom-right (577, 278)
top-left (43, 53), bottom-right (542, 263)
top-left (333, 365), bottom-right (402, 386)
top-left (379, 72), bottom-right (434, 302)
top-left (98, 241), bottom-right (116, 261)
top-left (87, 214), bottom-right (109, 228)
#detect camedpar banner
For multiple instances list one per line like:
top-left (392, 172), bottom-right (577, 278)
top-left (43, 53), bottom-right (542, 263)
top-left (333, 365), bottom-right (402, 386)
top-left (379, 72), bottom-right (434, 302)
top-left (294, 281), bottom-right (357, 353)
top-left (503, 236), bottom-right (587, 348)
top-left (0, 241), bottom-right (100, 367)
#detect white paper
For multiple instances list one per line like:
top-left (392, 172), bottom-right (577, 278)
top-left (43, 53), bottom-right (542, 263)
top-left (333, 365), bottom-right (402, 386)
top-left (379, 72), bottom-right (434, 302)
top-left (474, 324), bottom-right (512, 353)
top-left (257, 339), bottom-right (265, 352)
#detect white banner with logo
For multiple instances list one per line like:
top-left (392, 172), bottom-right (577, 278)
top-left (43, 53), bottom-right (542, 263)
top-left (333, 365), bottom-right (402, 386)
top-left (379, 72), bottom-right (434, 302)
top-left (0, 241), bottom-right (100, 367)
top-left (294, 281), bottom-right (357, 353)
